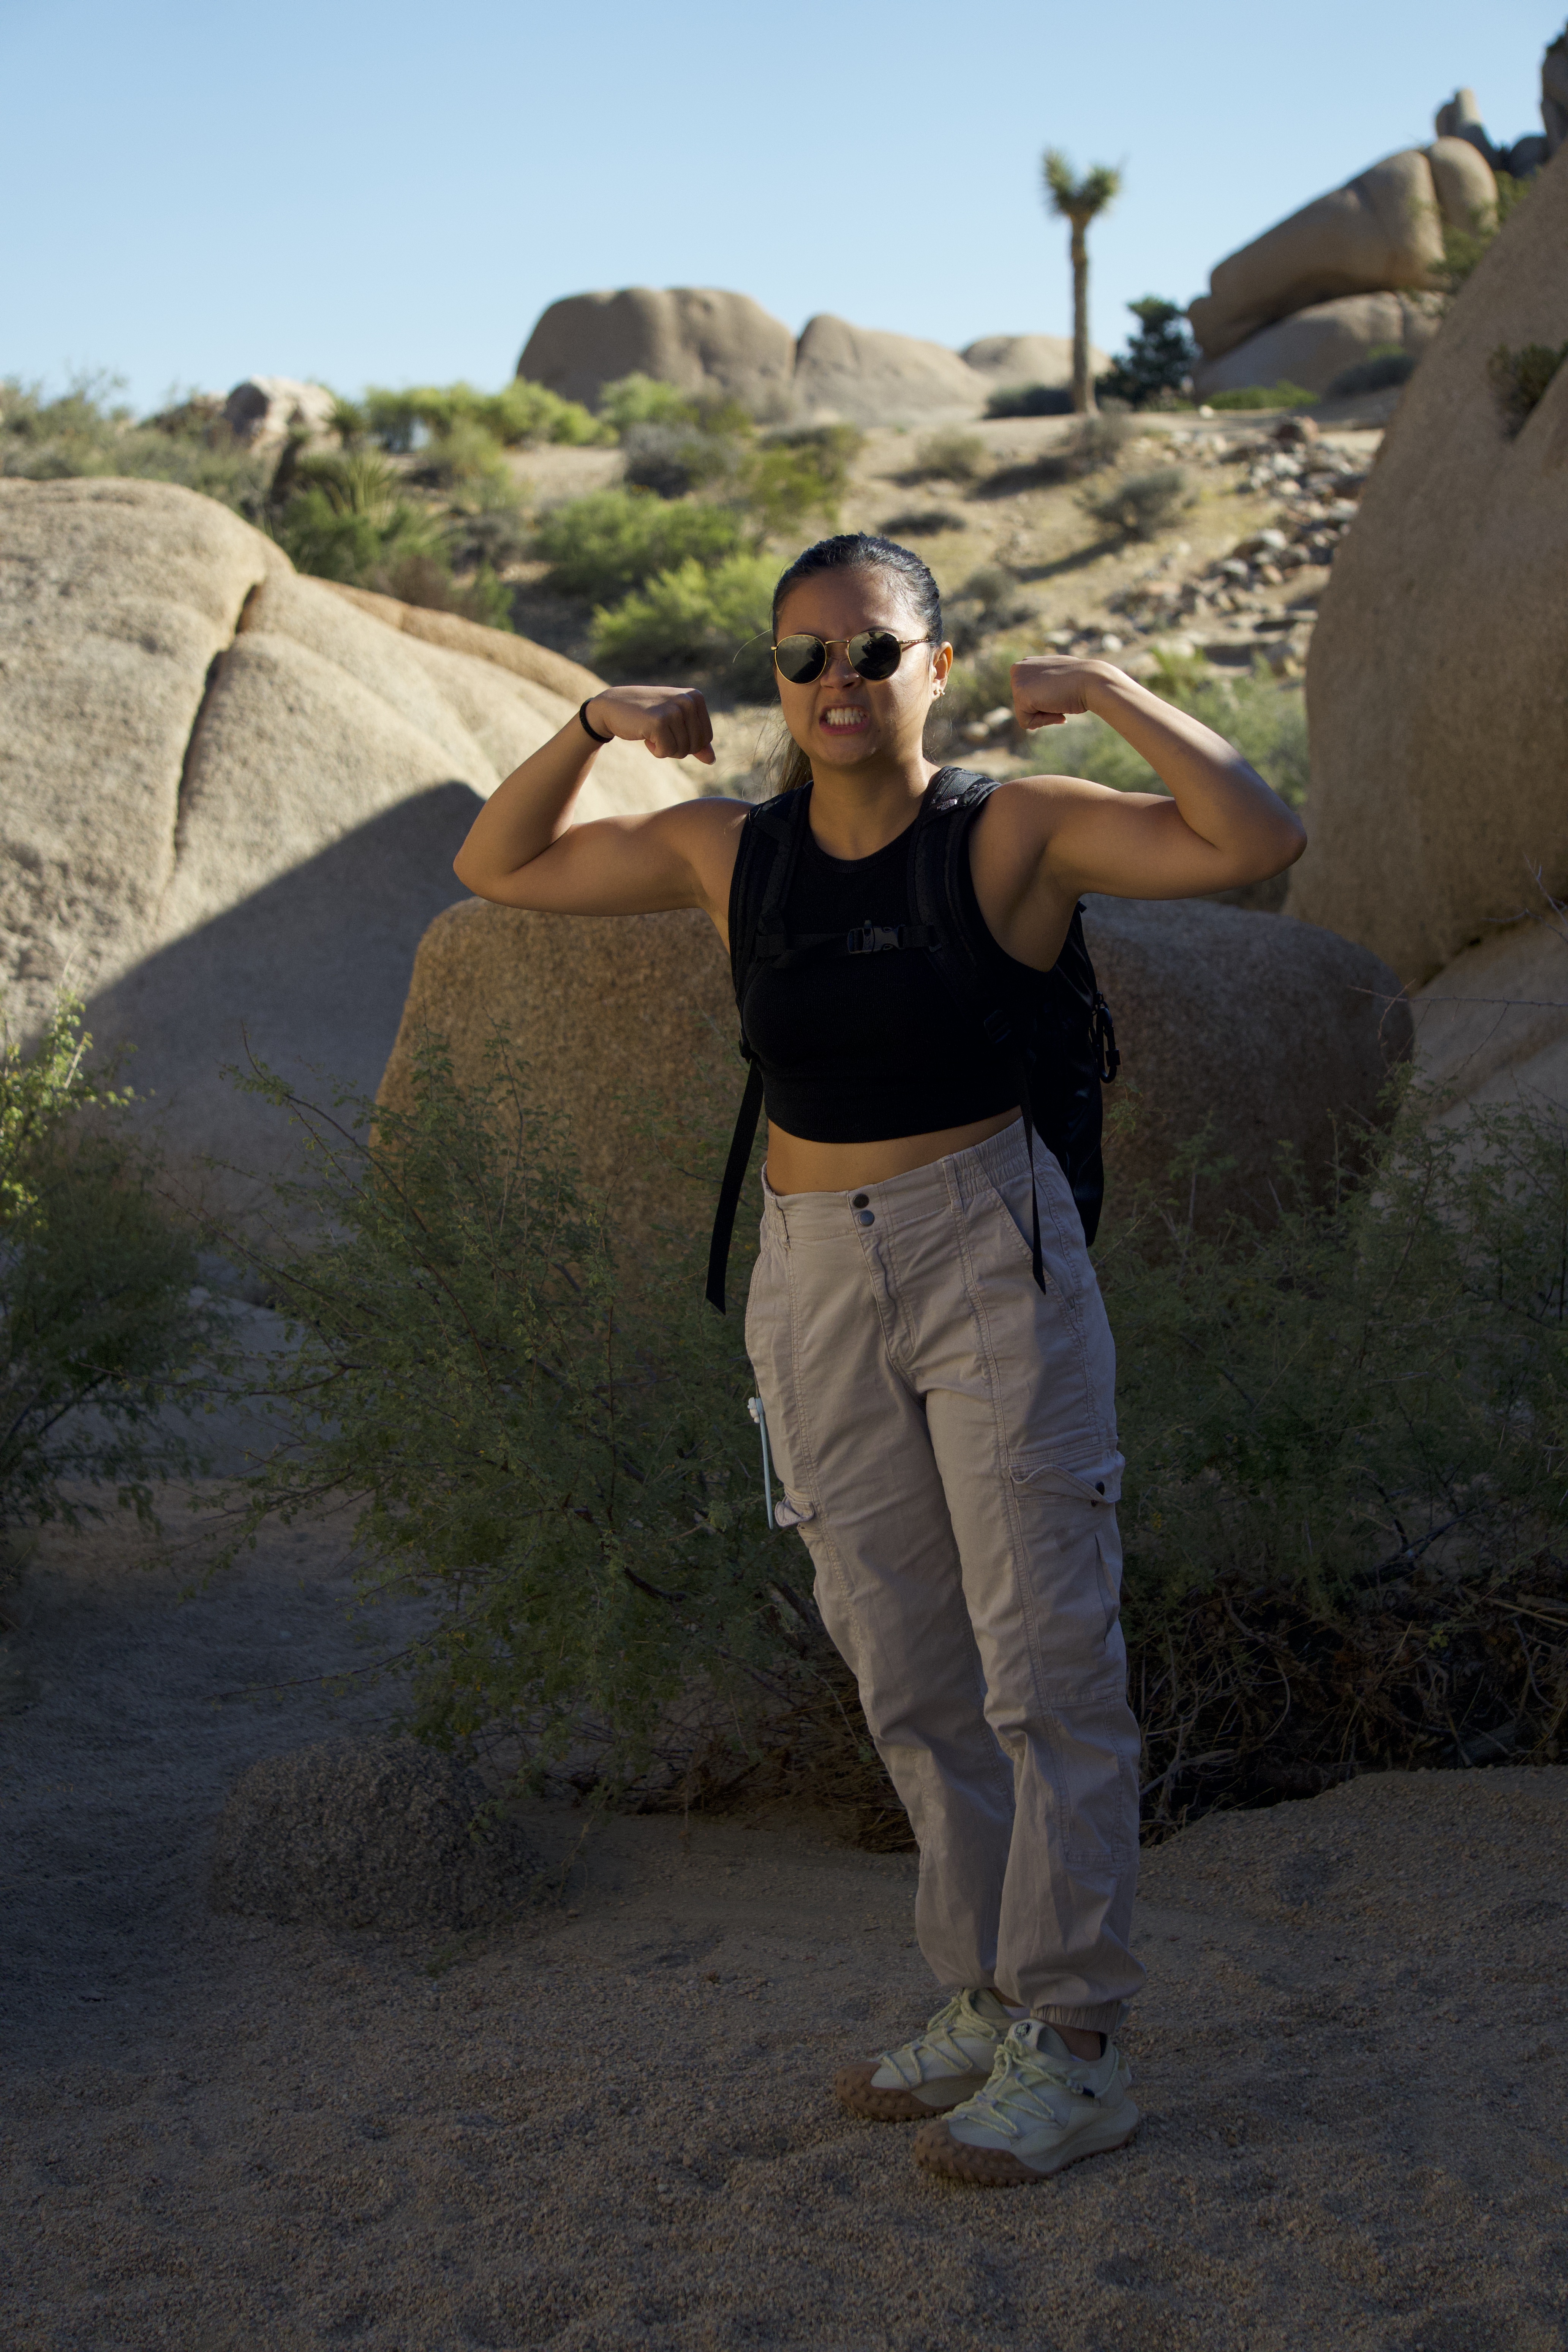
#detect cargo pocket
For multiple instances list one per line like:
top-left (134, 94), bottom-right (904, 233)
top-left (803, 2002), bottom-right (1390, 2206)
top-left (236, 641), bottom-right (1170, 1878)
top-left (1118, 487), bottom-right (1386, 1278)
top-left (1008, 1454), bottom-right (1125, 1657)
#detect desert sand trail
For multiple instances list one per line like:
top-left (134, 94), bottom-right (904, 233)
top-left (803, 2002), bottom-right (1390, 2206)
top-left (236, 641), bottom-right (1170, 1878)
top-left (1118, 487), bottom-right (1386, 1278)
top-left (2, 1503), bottom-right (1565, 2352)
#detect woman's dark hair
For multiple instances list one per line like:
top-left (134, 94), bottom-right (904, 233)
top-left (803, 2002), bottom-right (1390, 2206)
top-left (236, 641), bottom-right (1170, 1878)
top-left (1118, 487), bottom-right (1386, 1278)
top-left (768, 534), bottom-right (944, 792)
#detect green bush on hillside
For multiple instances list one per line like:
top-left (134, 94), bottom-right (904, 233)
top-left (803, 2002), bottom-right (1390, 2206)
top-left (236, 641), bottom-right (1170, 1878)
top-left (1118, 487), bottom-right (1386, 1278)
top-left (355, 379), bottom-right (605, 452)
top-left (947, 647), bottom-right (1309, 811)
top-left (0, 1000), bottom-right (212, 1538)
top-left (591, 552), bottom-right (776, 692)
top-left (908, 429), bottom-right (989, 487)
top-left (1081, 464), bottom-right (1193, 541)
top-left (208, 1038), bottom-right (779, 1797)
top-left (1438, 168), bottom-right (1533, 294)
top-left (1105, 1076), bottom-right (1568, 1816)
top-left (1488, 340), bottom-right (1568, 437)
top-left (1097, 297), bottom-right (1198, 409)
top-left (0, 375), bottom-right (273, 513)
top-left (532, 487), bottom-right (746, 603)
top-left (740, 425), bottom-right (863, 535)
top-left (596, 373), bottom-right (703, 435)
top-left (1206, 381), bottom-right (1319, 412)
top-left (984, 383), bottom-right (1072, 419)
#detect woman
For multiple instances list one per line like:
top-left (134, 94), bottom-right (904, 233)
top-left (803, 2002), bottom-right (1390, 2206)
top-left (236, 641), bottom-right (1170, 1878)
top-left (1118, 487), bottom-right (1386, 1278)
top-left (453, 533), bottom-right (1304, 2188)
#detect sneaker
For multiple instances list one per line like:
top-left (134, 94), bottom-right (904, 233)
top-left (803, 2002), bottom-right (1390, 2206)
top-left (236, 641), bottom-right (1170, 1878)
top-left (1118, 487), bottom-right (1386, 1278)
top-left (912, 2018), bottom-right (1140, 2183)
top-left (834, 1989), bottom-right (1015, 2121)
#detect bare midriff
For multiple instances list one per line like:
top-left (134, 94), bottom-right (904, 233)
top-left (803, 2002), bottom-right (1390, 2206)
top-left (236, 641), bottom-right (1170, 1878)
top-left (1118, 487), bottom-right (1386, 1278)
top-left (763, 1108), bottom-right (1022, 1197)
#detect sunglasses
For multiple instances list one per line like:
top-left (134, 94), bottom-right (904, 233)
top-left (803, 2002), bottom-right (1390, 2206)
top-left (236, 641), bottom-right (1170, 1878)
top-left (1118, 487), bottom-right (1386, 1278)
top-left (771, 629), bottom-right (930, 685)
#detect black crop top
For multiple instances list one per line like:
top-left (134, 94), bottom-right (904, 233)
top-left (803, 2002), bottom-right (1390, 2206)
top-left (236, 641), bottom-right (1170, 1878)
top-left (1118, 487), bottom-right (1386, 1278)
top-left (741, 811), bottom-right (1034, 1143)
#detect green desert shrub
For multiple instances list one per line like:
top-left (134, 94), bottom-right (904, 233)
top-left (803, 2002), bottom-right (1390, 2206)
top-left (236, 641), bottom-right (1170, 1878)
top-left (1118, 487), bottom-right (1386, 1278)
top-left (1207, 381), bottom-right (1319, 411)
top-left (740, 425), bottom-right (863, 535)
top-left (908, 428), bottom-right (989, 487)
top-left (591, 552), bottom-right (776, 690)
top-left (984, 383), bottom-right (1072, 418)
top-left (1034, 412), bottom-right (1131, 482)
top-left (1438, 169), bottom-right (1533, 294)
top-left (943, 565), bottom-right (1032, 656)
top-left (0, 375), bottom-right (274, 513)
top-left (1097, 297), bottom-right (1198, 409)
top-left (208, 1039), bottom-right (779, 1797)
top-left (596, 373), bottom-right (703, 435)
top-left (207, 1009), bottom-right (1568, 1830)
top-left (1023, 650), bottom-right (1308, 809)
top-left (0, 1000), bottom-right (212, 1535)
top-left (274, 449), bottom-right (445, 587)
top-left (1105, 1078), bottom-right (1568, 1819)
top-left (533, 487), bottom-right (746, 603)
top-left (1323, 345), bottom-right (1416, 400)
top-left (360, 379), bottom-right (604, 452)
top-left (1488, 340), bottom-right (1568, 437)
top-left (1081, 464), bottom-right (1193, 541)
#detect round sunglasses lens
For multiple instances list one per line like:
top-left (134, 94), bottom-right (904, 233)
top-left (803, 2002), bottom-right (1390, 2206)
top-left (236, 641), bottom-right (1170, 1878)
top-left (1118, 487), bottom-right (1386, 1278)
top-left (849, 631), bottom-right (903, 681)
top-left (774, 635), bottom-right (825, 683)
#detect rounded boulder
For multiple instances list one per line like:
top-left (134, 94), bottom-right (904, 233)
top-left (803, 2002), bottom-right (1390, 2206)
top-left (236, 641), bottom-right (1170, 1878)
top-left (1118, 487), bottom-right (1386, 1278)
top-left (517, 286), bottom-right (797, 416)
top-left (209, 1736), bottom-right (535, 1930)
top-left (1287, 142), bottom-right (1568, 983)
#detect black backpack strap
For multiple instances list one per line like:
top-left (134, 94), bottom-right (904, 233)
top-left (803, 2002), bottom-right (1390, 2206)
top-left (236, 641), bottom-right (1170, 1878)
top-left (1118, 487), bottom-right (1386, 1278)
top-left (706, 1059), bottom-right (765, 1312)
top-left (707, 791), bottom-right (814, 1314)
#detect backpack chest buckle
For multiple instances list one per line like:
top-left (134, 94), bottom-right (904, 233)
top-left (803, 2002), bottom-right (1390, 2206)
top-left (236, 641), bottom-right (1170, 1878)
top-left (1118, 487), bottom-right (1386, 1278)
top-left (847, 921), bottom-right (906, 955)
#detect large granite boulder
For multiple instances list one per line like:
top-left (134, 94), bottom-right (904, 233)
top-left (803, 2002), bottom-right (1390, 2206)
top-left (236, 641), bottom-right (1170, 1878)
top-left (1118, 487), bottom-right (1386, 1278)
top-left (791, 315), bottom-right (988, 424)
top-left (0, 478), bottom-right (689, 1214)
top-left (517, 287), bottom-right (798, 416)
top-left (1192, 291), bottom-right (1444, 400)
top-left (1408, 912), bottom-right (1568, 1121)
top-left (379, 890), bottom-right (1409, 1256)
top-left (960, 333), bottom-right (1105, 392)
top-left (1189, 142), bottom-right (1494, 364)
top-left (1286, 145), bottom-right (1568, 984)
top-left (223, 376), bottom-right (337, 447)
top-left (210, 1736), bottom-right (535, 1929)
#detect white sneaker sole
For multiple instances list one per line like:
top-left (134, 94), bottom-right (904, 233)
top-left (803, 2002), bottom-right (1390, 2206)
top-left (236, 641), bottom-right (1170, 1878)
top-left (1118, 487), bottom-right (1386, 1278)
top-left (834, 2060), bottom-right (995, 2121)
top-left (913, 2099), bottom-right (1141, 2184)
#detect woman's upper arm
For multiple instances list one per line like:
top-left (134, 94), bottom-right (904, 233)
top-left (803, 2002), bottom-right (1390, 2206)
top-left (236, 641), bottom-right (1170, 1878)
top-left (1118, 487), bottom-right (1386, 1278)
top-left (456, 795), bottom-right (747, 918)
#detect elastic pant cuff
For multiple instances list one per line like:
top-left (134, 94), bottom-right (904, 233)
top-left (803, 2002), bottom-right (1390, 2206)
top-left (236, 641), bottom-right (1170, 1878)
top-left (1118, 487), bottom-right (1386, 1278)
top-left (1033, 2001), bottom-right (1127, 2036)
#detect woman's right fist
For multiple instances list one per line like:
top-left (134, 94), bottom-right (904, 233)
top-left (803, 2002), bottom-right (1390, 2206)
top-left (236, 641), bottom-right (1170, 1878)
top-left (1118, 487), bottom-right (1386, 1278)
top-left (583, 686), bottom-right (715, 765)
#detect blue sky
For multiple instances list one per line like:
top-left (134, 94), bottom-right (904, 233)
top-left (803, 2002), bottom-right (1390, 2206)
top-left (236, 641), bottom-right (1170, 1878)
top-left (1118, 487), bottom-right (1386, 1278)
top-left (0, 0), bottom-right (1552, 412)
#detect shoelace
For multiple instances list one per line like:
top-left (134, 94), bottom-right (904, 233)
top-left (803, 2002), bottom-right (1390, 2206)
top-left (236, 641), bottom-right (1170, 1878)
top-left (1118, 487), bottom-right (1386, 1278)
top-left (964, 2037), bottom-right (1104, 2140)
top-left (876, 1992), bottom-right (1002, 2089)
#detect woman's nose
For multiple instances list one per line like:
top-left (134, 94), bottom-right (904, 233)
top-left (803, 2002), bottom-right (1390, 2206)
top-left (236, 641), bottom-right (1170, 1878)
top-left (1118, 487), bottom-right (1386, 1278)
top-left (823, 645), bottom-right (859, 683)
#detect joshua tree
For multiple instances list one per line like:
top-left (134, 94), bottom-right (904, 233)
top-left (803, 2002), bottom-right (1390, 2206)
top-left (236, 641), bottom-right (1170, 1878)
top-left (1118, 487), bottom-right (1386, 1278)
top-left (1043, 150), bottom-right (1122, 414)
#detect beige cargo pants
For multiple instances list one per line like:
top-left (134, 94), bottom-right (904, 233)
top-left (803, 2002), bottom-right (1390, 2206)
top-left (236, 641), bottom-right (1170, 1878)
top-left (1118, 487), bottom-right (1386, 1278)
top-left (745, 1118), bottom-right (1144, 2033)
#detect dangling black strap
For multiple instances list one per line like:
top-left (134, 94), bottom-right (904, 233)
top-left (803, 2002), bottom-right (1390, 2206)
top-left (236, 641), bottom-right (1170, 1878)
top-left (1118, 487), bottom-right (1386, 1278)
top-left (706, 1056), bottom-right (765, 1313)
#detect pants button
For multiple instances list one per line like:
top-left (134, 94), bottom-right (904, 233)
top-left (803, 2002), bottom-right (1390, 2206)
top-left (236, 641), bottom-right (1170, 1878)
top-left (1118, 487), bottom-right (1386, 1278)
top-left (851, 1192), bottom-right (869, 1208)
top-left (857, 1209), bottom-right (874, 1227)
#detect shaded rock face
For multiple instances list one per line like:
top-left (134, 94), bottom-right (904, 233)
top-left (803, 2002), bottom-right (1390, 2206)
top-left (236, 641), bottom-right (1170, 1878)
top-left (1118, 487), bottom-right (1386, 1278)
top-left (379, 891), bottom-right (1410, 1253)
top-left (1189, 143), bottom-right (1494, 366)
top-left (210, 1737), bottom-right (534, 1930)
top-left (1192, 291), bottom-right (1443, 401)
top-left (1287, 144), bottom-right (1568, 985)
top-left (0, 479), bottom-right (687, 1214)
top-left (1081, 897), bottom-right (1409, 1219)
top-left (377, 900), bottom-right (737, 1260)
top-left (517, 287), bottom-right (798, 416)
top-left (1409, 914), bottom-right (1568, 1121)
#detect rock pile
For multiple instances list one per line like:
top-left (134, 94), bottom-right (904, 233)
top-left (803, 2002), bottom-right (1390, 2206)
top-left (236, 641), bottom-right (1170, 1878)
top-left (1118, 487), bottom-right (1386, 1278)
top-left (518, 288), bottom-right (1103, 425)
top-left (210, 1737), bottom-right (535, 1930)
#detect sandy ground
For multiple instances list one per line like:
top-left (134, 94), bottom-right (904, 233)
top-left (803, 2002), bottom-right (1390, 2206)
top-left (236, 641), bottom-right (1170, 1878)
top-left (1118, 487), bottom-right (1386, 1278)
top-left (3, 1503), bottom-right (1567, 2352)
